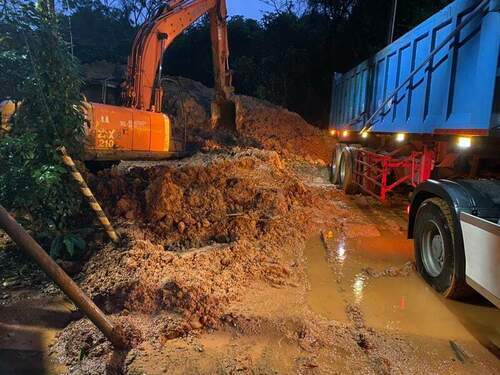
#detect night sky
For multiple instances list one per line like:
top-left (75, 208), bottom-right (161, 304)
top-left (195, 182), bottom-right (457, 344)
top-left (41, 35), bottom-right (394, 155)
top-left (227, 0), bottom-right (273, 19)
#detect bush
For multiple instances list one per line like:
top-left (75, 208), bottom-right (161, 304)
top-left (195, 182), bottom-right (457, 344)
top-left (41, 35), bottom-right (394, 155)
top-left (0, 3), bottom-right (90, 259)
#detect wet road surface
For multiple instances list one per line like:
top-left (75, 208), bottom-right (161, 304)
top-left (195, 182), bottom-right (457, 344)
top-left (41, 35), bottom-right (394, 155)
top-left (305, 225), bottom-right (500, 363)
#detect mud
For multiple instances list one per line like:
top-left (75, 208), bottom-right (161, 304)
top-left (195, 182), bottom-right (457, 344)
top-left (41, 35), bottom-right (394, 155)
top-left (1, 79), bottom-right (499, 374)
top-left (0, 238), bottom-right (59, 305)
top-left (84, 150), bottom-right (310, 321)
top-left (47, 151), bottom-right (499, 374)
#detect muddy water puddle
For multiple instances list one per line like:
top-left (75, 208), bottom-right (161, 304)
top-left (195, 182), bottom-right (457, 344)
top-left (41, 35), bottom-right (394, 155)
top-left (304, 235), bottom-right (348, 322)
top-left (305, 230), bottom-right (500, 356)
top-left (0, 296), bottom-right (72, 374)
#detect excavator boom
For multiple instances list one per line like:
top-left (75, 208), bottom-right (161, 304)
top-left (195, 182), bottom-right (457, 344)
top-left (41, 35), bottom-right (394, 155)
top-left (123, 0), bottom-right (233, 115)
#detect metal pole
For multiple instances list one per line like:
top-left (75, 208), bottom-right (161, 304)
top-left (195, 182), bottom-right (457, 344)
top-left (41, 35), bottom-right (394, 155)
top-left (0, 205), bottom-right (127, 349)
top-left (387, 0), bottom-right (398, 44)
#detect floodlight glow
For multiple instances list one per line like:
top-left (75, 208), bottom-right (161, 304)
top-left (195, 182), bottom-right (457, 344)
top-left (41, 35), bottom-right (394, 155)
top-left (457, 136), bottom-right (471, 149)
top-left (395, 133), bottom-right (406, 142)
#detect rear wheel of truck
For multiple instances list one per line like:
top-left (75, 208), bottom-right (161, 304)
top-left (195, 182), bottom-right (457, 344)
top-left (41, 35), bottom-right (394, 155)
top-left (413, 198), bottom-right (469, 299)
top-left (330, 143), bottom-right (345, 185)
top-left (339, 147), bottom-right (358, 195)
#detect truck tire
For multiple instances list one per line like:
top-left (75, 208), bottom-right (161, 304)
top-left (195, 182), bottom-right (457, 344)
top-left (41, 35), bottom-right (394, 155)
top-left (339, 147), bottom-right (358, 195)
top-left (330, 143), bottom-right (345, 185)
top-left (413, 198), bottom-right (469, 299)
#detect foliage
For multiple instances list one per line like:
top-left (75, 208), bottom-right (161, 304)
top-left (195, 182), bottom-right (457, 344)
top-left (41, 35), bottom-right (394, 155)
top-left (65, 1), bottom-right (135, 64)
top-left (0, 3), bottom-right (30, 99)
top-left (0, 1), bottom-right (89, 259)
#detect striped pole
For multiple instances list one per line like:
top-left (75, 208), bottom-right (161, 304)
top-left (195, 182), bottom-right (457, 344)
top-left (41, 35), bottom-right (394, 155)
top-left (57, 146), bottom-right (119, 243)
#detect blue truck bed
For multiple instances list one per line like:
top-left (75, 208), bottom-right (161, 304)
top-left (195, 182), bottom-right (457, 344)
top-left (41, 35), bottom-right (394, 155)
top-left (329, 0), bottom-right (500, 136)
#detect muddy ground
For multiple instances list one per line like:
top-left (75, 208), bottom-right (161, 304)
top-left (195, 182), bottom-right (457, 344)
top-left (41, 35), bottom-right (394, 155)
top-left (1, 80), bottom-right (499, 374)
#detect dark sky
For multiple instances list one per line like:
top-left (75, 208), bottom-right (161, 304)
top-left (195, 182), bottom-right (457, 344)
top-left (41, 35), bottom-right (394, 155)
top-left (227, 0), bottom-right (273, 19)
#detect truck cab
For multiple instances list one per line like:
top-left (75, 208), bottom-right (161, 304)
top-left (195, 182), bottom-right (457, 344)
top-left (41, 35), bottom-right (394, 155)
top-left (408, 180), bottom-right (500, 306)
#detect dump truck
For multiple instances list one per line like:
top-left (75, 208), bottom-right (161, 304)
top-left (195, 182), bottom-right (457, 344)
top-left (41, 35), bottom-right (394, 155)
top-left (328, 0), bottom-right (499, 306)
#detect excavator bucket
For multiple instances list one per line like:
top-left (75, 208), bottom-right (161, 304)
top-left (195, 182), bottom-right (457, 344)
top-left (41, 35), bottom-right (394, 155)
top-left (211, 99), bottom-right (236, 131)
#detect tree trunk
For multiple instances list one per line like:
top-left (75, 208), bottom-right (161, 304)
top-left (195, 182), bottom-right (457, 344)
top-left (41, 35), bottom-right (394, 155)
top-left (38, 0), bottom-right (55, 18)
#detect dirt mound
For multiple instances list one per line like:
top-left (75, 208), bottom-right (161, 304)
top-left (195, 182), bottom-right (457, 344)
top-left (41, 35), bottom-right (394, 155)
top-left (90, 149), bottom-right (308, 248)
top-left (234, 95), bottom-right (335, 162)
top-left (162, 77), bottom-right (336, 163)
top-left (80, 149), bottom-right (311, 327)
top-left (49, 148), bottom-right (333, 372)
top-left (51, 78), bottom-right (342, 372)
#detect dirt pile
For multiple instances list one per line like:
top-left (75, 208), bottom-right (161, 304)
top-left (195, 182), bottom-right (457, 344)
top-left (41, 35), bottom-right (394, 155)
top-left (49, 148), bottom-right (337, 373)
top-left (234, 95), bottom-right (335, 162)
top-left (90, 149), bottom-right (309, 248)
top-left (81, 149), bottom-right (310, 323)
top-left (162, 76), bottom-right (336, 163)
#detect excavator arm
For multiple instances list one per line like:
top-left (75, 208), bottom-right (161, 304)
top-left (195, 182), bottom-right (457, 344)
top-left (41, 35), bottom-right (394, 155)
top-left (123, 0), bottom-right (233, 126)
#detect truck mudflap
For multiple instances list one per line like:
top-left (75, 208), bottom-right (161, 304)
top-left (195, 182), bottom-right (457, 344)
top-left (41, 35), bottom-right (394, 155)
top-left (460, 212), bottom-right (500, 308)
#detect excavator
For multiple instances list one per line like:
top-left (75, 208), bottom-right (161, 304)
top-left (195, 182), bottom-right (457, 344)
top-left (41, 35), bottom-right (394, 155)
top-left (2, 0), bottom-right (235, 161)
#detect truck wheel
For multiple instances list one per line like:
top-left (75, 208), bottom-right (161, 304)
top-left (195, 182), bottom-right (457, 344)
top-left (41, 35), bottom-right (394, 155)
top-left (339, 147), bottom-right (358, 195)
top-left (413, 198), bottom-right (468, 299)
top-left (330, 143), bottom-right (345, 185)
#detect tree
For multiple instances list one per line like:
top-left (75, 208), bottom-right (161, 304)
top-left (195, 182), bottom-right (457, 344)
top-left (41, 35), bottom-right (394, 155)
top-left (39, 0), bottom-right (56, 17)
top-left (260, 0), bottom-right (306, 15)
top-left (1, 0), bottom-right (456, 129)
top-left (68, 1), bottom-right (135, 64)
top-left (119, 0), bottom-right (163, 27)
top-left (0, 1), bottom-right (90, 259)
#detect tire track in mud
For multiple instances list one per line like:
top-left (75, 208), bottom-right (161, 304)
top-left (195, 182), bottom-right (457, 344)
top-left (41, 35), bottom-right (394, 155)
top-left (316, 230), bottom-right (403, 375)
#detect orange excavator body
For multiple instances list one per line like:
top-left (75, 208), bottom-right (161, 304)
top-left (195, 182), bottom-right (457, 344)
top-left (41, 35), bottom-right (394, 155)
top-left (85, 103), bottom-right (172, 160)
top-left (84, 0), bottom-right (233, 161)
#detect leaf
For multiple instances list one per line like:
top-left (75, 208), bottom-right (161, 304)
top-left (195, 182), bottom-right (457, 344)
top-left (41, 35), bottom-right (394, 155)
top-left (72, 236), bottom-right (86, 251)
top-left (50, 236), bottom-right (62, 258)
top-left (63, 236), bottom-right (75, 258)
top-left (78, 347), bottom-right (87, 361)
top-left (75, 227), bottom-right (93, 237)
